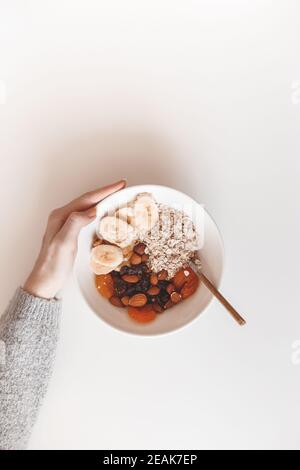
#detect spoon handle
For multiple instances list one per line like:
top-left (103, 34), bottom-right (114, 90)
top-left (199, 272), bottom-right (246, 326)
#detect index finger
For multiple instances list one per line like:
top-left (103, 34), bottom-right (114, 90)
top-left (45, 179), bottom-right (126, 242)
top-left (62, 179), bottom-right (127, 214)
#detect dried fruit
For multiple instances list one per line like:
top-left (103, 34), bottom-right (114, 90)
top-left (170, 291), bottom-right (182, 304)
top-left (181, 277), bottom-right (199, 299)
top-left (130, 253), bottom-right (142, 265)
top-left (135, 278), bottom-right (150, 293)
top-left (153, 303), bottom-right (164, 313)
top-left (150, 274), bottom-right (158, 286)
top-left (121, 296), bottom-right (130, 306)
top-left (158, 269), bottom-right (168, 281)
top-left (164, 300), bottom-right (174, 310)
top-left (124, 286), bottom-right (137, 297)
top-left (166, 283), bottom-right (176, 295)
top-left (159, 290), bottom-right (170, 304)
top-left (134, 243), bottom-right (146, 256)
top-left (141, 254), bottom-right (149, 263)
top-left (114, 278), bottom-right (128, 296)
top-left (128, 293), bottom-right (148, 307)
top-left (122, 274), bottom-right (140, 284)
top-left (109, 296), bottom-right (124, 307)
top-left (172, 268), bottom-right (191, 289)
top-left (128, 305), bottom-right (157, 323)
top-left (95, 274), bottom-right (114, 299)
top-left (147, 286), bottom-right (160, 296)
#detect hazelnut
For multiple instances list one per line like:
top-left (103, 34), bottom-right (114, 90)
top-left (134, 243), bottom-right (146, 256)
top-left (130, 253), bottom-right (142, 265)
top-left (141, 254), bottom-right (149, 263)
top-left (170, 292), bottom-right (182, 304)
top-left (166, 283), bottom-right (176, 295)
top-left (158, 270), bottom-right (168, 281)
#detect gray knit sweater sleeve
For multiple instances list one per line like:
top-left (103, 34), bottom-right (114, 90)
top-left (0, 288), bottom-right (61, 450)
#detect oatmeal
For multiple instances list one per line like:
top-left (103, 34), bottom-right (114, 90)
top-left (141, 204), bottom-right (200, 278)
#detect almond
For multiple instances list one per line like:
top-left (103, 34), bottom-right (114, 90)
top-left (109, 296), bottom-right (124, 307)
top-left (122, 274), bottom-right (140, 283)
top-left (150, 274), bottom-right (158, 286)
top-left (130, 253), bottom-right (142, 265)
top-left (134, 243), bottom-right (146, 256)
top-left (141, 254), bottom-right (149, 263)
top-left (128, 293), bottom-right (148, 307)
top-left (147, 286), bottom-right (160, 296)
top-left (121, 296), bottom-right (130, 306)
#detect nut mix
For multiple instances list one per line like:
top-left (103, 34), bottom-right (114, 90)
top-left (92, 193), bottom-right (201, 324)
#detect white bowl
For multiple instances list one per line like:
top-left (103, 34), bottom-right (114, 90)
top-left (75, 185), bottom-right (224, 336)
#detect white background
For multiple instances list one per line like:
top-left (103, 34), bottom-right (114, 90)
top-left (0, 0), bottom-right (300, 450)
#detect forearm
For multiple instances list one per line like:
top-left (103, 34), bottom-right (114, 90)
top-left (0, 288), bottom-right (61, 450)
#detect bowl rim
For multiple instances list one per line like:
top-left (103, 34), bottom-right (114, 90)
top-left (76, 184), bottom-right (225, 337)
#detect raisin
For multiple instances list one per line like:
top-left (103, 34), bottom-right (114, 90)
top-left (159, 290), bottom-right (170, 304)
top-left (115, 279), bottom-right (128, 297)
top-left (158, 280), bottom-right (169, 290)
top-left (111, 270), bottom-right (120, 280)
top-left (124, 286), bottom-right (137, 297)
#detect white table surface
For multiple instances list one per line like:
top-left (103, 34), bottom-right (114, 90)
top-left (1, 0), bottom-right (299, 450)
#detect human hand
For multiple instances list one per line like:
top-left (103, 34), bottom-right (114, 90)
top-left (24, 180), bottom-right (126, 299)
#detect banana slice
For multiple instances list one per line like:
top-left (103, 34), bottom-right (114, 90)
top-left (98, 215), bottom-right (135, 247)
top-left (116, 206), bottom-right (134, 223)
top-left (132, 193), bottom-right (159, 232)
top-left (90, 263), bottom-right (115, 275)
top-left (90, 244), bottom-right (123, 274)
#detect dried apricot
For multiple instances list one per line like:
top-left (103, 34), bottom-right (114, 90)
top-left (95, 274), bottom-right (114, 299)
top-left (172, 267), bottom-right (198, 289)
top-left (128, 305), bottom-right (157, 323)
top-left (181, 276), bottom-right (199, 299)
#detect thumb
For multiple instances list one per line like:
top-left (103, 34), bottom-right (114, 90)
top-left (55, 206), bottom-right (96, 244)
